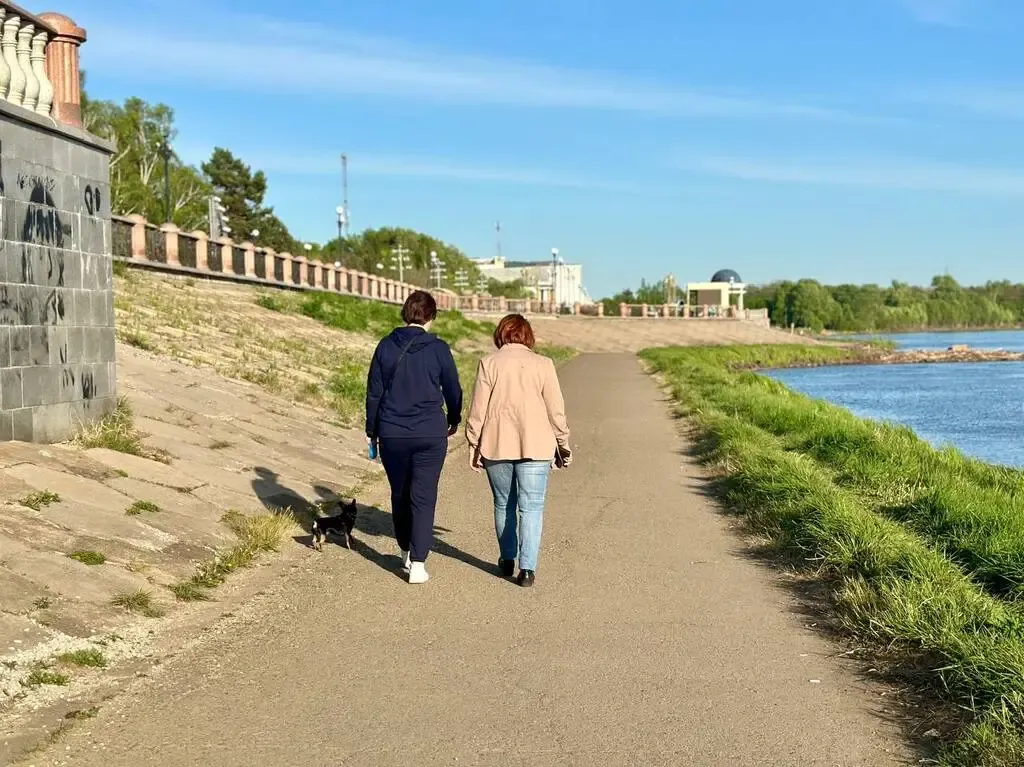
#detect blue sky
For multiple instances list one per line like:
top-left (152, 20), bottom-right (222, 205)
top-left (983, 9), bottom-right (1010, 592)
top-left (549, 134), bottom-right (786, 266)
top-left (62, 0), bottom-right (1024, 297)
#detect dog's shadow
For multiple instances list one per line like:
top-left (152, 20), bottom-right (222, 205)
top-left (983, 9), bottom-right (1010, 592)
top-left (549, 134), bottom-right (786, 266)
top-left (251, 467), bottom-right (498, 579)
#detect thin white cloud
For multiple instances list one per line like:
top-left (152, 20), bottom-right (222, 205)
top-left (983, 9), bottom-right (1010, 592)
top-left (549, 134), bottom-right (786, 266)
top-left (897, 0), bottom-right (976, 26)
top-left (175, 144), bottom-right (634, 191)
top-left (77, 11), bottom-right (877, 124)
top-left (676, 154), bottom-right (1024, 196)
top-left (908, 85), bottom-right (1024, 119)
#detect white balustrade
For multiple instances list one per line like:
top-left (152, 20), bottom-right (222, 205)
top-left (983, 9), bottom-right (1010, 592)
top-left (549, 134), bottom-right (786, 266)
top-left (0, 6), bottom-right (56, 119)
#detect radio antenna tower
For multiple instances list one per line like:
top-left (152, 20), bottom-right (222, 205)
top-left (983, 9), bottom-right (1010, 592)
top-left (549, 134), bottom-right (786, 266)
top-left (495, 220), bottom-right (502, 261)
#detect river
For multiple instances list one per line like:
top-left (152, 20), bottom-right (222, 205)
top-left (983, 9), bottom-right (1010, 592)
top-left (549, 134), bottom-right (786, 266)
top-left (768, 330), bottom-right (1024, 468)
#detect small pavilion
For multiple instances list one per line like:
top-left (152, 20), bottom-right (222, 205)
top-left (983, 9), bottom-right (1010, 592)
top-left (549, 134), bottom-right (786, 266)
top-left (685, 269), bottom-right (747, 312)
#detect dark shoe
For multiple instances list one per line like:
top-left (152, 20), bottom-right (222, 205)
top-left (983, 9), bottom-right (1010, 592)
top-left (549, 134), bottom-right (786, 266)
top-left (498, 559), bottom-right (515, 577)
top-left (516, 570), bottom-right (535, 588)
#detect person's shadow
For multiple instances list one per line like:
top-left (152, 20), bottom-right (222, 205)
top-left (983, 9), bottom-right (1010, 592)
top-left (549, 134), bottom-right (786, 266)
top-left (251, 467), bottom-right (498, 578)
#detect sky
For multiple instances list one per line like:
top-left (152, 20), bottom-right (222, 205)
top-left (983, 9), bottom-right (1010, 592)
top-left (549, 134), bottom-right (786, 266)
top-left (61, 0), bottom-right (1024, 298)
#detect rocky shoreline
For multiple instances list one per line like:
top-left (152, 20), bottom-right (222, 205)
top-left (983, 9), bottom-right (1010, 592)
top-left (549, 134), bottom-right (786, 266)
top-left (774, 345), bottom-right (1024, 370)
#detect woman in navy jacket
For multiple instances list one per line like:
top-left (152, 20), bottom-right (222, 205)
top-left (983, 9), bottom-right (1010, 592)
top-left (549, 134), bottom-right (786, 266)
top-left (365, 290), bottom-right (463, 584)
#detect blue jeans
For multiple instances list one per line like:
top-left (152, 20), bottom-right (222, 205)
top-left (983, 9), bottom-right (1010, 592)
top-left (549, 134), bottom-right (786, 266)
top-left (482, 459), bottom-right (551, 572)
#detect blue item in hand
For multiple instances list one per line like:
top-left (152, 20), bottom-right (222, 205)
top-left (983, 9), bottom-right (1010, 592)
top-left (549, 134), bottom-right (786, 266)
top-left (368, 441), bottom-right (378, 460)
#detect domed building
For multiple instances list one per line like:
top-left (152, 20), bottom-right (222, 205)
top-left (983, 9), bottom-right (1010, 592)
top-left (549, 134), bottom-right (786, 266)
top-left (684, 268), bottom-right (747, 316)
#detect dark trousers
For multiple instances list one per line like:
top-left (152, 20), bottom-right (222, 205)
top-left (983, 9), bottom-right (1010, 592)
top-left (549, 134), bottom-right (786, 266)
top-left (379, 436), bottom-right (447, 562)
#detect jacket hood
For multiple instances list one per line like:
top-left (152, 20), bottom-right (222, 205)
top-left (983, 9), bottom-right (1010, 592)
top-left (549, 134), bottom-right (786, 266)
top-left (388, 325), bottom-right (440, 353)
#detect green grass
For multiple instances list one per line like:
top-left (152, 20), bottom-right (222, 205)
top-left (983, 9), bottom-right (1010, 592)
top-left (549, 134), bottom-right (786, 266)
top-left (125, 500), bottom-right (160, 516)
top-left (67, 550), bottom-right (106, 566)
top-left (57, 648), bottom-right (107, 668)
top-left (111, 589), bottom-right (165, 618)
top-left (23, 664), bottom-right (70, 687)
top-left (74, 396), bottom-right (171, 464)
top-left (18, 490), bottom-right (61, 511)
top-left (640, 343), bottom-right (1024, 766)
top-left (170, 510), bottom-right (297, 600)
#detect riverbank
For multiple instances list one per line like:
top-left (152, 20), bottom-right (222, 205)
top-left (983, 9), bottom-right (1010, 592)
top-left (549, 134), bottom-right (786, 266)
top-left (735, 343), bottom-right (1024, 370)
top-left (640, 343), bottom-right (1024, 766)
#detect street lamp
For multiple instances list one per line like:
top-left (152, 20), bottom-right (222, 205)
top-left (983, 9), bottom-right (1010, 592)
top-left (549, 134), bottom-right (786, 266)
top-left (159, 134), bottom-right (172, 223)
top-left (430, 250), bottom-right (446, 289)
top-left (250, 228), bottom-right (259, 241)
top-left (550, 247), bottom-right (559, 306)
top-left (335, 206), bottom-right (347, 267)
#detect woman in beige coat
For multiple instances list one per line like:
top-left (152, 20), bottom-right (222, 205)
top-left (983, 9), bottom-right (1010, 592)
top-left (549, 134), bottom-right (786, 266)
top-left (465, 314), bottom-right (571, 587)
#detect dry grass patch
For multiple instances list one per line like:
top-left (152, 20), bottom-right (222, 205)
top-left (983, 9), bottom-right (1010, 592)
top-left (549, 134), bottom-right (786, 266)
top-left (74, 396), bottom-right (171, 464)
top-left (18, 490), bottom-right (61, 511)
top-left (111, 589), bottom-right (164, 618)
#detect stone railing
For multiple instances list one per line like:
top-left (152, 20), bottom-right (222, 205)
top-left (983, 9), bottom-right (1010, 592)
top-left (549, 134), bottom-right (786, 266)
top-left (0, 4), bottom-right (85, 126)
top-left (112, 215), bottom-right (575, 315)
top-left (618, 303), bottom-right (769, 324)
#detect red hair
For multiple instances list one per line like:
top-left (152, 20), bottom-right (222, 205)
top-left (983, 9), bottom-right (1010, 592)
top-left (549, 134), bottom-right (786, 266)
top-left (493, 313), bottom-right (535, 349)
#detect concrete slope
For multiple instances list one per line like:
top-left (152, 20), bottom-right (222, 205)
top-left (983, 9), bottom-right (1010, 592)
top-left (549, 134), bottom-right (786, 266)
top-left (32, 355), bottom-right (908, 767)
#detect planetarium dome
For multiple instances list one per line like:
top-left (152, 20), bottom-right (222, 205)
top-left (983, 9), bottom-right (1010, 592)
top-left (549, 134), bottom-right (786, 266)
top-left (710, 269), bottom-right (742, 283)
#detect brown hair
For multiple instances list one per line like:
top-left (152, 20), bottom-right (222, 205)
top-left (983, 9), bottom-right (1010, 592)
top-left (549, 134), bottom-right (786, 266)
top-left (493, 313), bottom-right (535, 349)
top-left (401, 290), bottom-right (438, 326)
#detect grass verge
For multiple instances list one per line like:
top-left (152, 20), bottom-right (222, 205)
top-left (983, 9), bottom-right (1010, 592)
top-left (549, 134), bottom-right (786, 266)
top-left (640, 343), bottom-right (1024, 766)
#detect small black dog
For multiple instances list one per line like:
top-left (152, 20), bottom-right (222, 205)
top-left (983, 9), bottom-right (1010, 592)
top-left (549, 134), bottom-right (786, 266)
top-left (311, 498), bottom-right (358, 551)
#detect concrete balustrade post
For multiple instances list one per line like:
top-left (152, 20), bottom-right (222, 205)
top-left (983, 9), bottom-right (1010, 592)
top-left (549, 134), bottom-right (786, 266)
top-left (240, 241), bottom-right (256, 277)
top-left (220, 239), bottom-right (234, 275)
top-left (128, 214), bottom-right (147, 260)
top-left (38, 13), bottom-right (86, 126)
top-left (662, 304), bottom-right (671, 318)
top-left (597, 303), bottom-right (605, 317)
top-left (160, 223), bottom-right (180, 267)
top-left (262, 247), bottom-right (275, 281)
top-left (574, 302), bottom-right (582, 316)
top-left (619, 303), bottom-right (628, 318)
top-left (470, 295), bottom-right (479, 312)
top-left (191, 230), bottom-right (209, 271)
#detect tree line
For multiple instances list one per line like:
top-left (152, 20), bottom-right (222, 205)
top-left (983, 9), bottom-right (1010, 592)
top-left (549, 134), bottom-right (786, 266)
top-left (602, 275), bottom-right (1024, 332)
top-left (82, 79), bottom-right (485, 289)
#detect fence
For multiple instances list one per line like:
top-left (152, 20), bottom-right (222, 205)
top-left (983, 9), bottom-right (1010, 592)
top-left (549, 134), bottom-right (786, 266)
top-left (113, 215), bottom-right (772, 326)
top-left (112, 215), bottom-right (575, 315)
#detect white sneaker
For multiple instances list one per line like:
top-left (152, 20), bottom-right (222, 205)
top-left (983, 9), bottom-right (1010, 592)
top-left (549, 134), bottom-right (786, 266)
top-left (408, 562), bottom-right (429, 584)
top-left (400, 550), bottom-right (411, 572)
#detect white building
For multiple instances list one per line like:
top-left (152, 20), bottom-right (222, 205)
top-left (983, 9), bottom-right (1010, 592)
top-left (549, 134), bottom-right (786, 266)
top-left (473, 256), bottom-right (591, 307)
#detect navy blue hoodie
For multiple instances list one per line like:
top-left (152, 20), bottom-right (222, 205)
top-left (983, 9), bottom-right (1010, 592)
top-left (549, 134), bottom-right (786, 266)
top-left (365, 326), bottom-right (463, 441)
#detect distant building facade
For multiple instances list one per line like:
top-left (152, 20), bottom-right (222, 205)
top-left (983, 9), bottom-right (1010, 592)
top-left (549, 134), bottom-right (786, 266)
top-left (472, 257), bottom-right (591, 307)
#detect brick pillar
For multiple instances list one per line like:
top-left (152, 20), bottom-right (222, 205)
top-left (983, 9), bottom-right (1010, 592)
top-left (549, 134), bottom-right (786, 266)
top-left (619, 303), bottom-right (628, 318)
top-left (38, 13), bottom-right (85, 127)
top-left (574, 302), bottom-right (582, 315)
top-left (128, 214), bottom-right (147, 260)
top-left (160, 223), bottom-right (180, 266)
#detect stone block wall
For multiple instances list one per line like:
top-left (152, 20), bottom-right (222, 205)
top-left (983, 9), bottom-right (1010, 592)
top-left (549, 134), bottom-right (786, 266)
top-left (0, 101), bottom-right (115, 442)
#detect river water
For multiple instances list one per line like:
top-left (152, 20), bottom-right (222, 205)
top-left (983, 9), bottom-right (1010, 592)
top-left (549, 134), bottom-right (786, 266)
top-left (768, 330), bottom-right (1024, 468)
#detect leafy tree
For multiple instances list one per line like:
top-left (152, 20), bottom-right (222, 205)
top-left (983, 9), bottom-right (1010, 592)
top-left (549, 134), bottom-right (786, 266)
top-left (81, 81), bottom-right (209, 230)
top-left (322, 227), bottom-right (481, 289)
top-left (486, 278), bottom-right (531, 299)
top-left (201, 148), bottom-right (298, 253)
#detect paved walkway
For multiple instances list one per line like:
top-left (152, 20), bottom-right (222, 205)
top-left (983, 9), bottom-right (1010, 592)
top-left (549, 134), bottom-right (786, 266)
top-left (34, 355), bottom-right (908, 766)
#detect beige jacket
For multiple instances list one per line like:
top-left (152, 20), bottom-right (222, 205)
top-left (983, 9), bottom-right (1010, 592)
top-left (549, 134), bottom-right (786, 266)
top-left (465, 344), bottom-right (570, 461)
